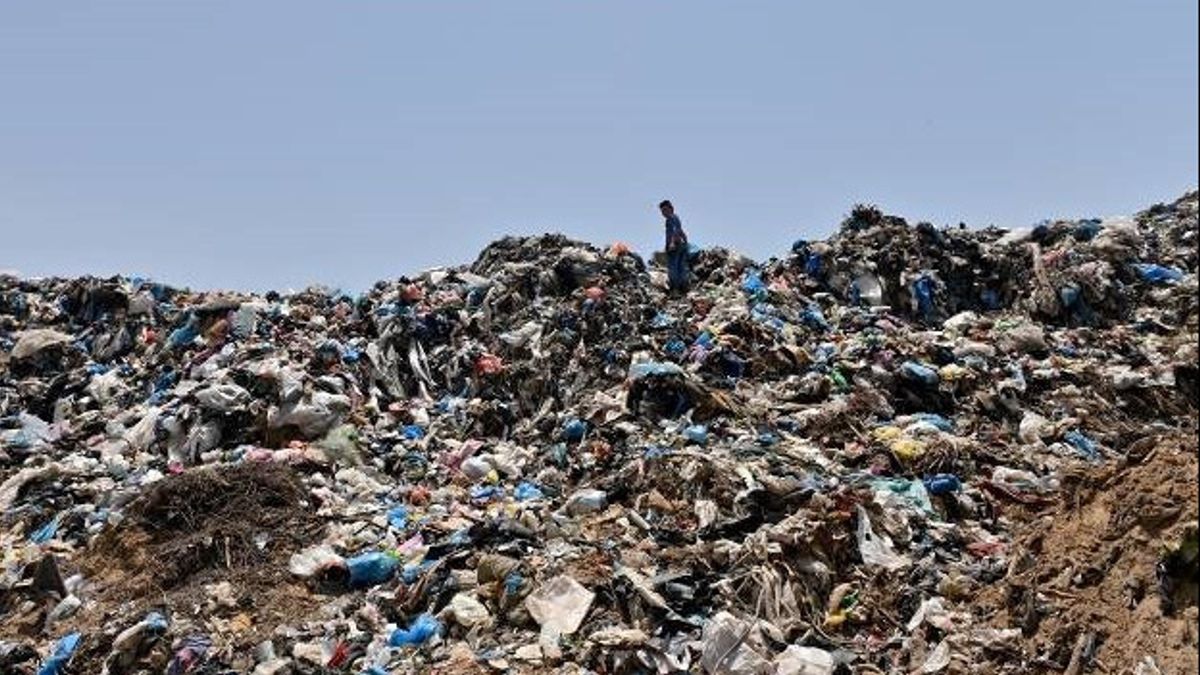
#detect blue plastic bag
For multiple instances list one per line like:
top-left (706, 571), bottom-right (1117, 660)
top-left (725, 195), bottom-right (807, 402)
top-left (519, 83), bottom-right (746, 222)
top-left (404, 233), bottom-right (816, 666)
top-left (562, 418), bottom-right (588, 442)
top-left (683, 424), bottom-right (709, 445)
top-left (504, 571), bottom-right (524, 596)
top-left (628, 362), bottom-right (684, 379)
top-left (469, 485), bottom-right (505, 502)
top-left (401, 560), bottom-right (434, 584)
top-left (750, 303), bottom-right (785, 331)
top-left (741, 270), bottom-right (766, 296)
top-left (1073, 219), bottom-right (1102, 241)
top-left (643, 445), bottom-right (671, 460)
top-left (37, 632), bottom-right (81, 675)
top-left (913, 275), bottom-right (936, 319)
top-left (664, 338), bottom-right (686, 356)
top-left (144, 611), bottom-right (170, 633)
top-left (1059, 285), bottom-right (1081, 308)
top-left (913, 413), bottom-right (954, 432)
top-left (149, 370), bottom-right (178, 403)
top-left (804, 252), bottom-right (824, 278)
top-left (346, 551), bottom-right (398, 588)
top-left (402, 425), bottom-right (425, 441)
top-left (801, 305), bottom-right (829, 331)
top-left (900, 361), bottom-right (939, 386)
top-left (1133, 263), bottom-right (1184, 285)
top-left (514, 482), bottom-right (545, 501)
top-left (1064, 431), bottom-right (1100, 461)
top-left (923, 474), bottom-right (962, 495)
top-left (167, 317), bottom-right (200, 349)
top-left (30, 516), bottom-right (60, 544)
top-left (387, 506), bottom-right (409, 530)
top-left (389, 614), bottom-right (442, 647)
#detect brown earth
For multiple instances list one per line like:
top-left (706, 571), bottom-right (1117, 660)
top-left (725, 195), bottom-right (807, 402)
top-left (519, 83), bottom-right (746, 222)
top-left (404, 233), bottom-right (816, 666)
top-left (66, 462), bottom-right (325, 672)
top-left (978, 433), bottom-right (1200, 674)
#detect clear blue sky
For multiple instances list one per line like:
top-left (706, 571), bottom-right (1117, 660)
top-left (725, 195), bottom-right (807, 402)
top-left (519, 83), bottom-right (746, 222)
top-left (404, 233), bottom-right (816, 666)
top-left (2, 2), bottom-right (1196, 292)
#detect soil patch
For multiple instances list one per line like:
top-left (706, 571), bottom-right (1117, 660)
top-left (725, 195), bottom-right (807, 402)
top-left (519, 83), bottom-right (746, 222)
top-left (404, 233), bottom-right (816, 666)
top-left (977, 434), bottom-right (1200, 673)
top-left (68, 462), bottom-right (324, 672)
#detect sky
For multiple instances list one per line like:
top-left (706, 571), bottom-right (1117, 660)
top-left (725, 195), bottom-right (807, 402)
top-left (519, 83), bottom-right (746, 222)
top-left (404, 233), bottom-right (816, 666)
top-left (2, 2), bottom-right (1197, 293)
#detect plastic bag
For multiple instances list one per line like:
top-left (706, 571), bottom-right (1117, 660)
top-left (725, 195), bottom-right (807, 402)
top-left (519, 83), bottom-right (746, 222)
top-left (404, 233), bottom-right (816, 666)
top-left (1063, 430), bottom-right (1101, 461)
top-left (36, 632), bottom-right (81, 675)
top-left (741, 270), bottom-right (766, 297)
top-left (913, 274), bottom-right (936, 318)
top-left (514, 482), bottom-right (545, 501)
top-left (563, 488), bottom-right (607, 515)
top-left (561, 418), bottom-right (588, 442)
top-left (387, 505), bottom-right (409, 530)
top-left (923, 474), bottom-right (962, 495)
top-left (683, 425), bottom-right (709, 445)
top-left (525, 575), bottom-right (595, 639)
top-left (288, 545), bottom-right (346, 578)
top-left (774, 644), bottom-right (834, 675)
top-left (1133, 263), bottom-right (1184, 284)
top-left (346, 551), bottom-right (398, 588)
top-left (900, 361), bottom-right (939, 386)
top-left (388, 614), bottom-right (442, 647)
top-left (855, 505), bottom-right (909, 571)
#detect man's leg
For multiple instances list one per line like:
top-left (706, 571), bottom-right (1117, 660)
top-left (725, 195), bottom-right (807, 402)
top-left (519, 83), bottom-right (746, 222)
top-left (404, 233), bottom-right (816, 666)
top-left (667, 249), bottom-right (682, 290)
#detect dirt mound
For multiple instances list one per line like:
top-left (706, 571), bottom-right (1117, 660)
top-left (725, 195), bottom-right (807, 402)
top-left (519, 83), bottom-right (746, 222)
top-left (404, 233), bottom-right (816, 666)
top-left (86, 462), bottom-right (317, 590)
top-left (69, 462), bottom-right (323, 671)
top-left (980, 434), bottom-right (1200, 673)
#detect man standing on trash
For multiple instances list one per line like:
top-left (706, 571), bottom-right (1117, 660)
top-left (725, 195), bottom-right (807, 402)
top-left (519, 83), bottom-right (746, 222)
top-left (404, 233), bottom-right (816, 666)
top-left (660, 200), bottom-right (690, 293)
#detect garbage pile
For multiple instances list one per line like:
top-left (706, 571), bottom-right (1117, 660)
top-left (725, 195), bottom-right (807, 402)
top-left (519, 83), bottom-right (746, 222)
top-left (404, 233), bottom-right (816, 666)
top-left (1, 192), bottom-right (1196, 674)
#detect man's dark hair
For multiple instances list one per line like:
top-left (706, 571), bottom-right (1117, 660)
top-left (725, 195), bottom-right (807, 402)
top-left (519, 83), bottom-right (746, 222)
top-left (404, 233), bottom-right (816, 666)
top-left (659, 200), bottom-right (673, 210)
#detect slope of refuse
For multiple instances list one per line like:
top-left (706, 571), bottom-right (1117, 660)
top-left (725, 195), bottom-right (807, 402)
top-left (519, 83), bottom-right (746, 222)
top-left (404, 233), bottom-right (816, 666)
top-left (0, 192), bottom-right (1196, 674)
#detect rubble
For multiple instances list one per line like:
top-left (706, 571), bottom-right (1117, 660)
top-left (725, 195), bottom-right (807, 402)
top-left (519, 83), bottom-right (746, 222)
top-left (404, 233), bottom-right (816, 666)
top-left (0, 192), bottom-right (1197, 673)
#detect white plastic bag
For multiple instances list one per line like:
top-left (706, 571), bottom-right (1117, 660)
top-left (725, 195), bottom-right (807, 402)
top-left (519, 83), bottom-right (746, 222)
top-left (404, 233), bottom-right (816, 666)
top-left (856, 505), bottom-right (910, 571)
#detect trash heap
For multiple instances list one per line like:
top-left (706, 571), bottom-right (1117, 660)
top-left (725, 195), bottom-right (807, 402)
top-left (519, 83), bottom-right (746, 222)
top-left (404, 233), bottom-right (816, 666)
top-left (1, 193), bottom-right (1196, 675)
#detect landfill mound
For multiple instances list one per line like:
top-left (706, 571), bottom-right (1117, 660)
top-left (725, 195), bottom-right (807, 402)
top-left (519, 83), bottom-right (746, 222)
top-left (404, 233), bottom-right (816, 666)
top-left (0, 192), bottom-right (1197, 674)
